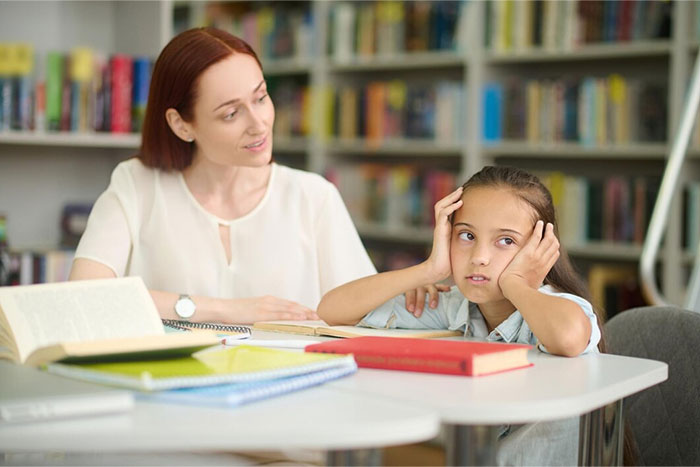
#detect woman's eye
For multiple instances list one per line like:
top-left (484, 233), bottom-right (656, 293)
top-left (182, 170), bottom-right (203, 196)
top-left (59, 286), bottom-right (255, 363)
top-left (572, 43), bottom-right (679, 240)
top-left (498, 237), bottom-right (514, 246)
top-left (258, 94), bottom-right (268, 103)
top-left (224, 110), bottom-right (238, 120)
top-left (458, 232), bottom-right (474, 241)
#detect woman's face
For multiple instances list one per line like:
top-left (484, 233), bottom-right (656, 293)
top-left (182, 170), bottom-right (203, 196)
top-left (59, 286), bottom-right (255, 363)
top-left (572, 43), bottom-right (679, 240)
top-left (189, 53), bottom-right (274, 167)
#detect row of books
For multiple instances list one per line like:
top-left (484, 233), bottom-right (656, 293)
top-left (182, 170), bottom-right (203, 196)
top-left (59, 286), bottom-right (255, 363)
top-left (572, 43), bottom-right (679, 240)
top-left (0, 249), bottom-right (74, 286)
top-left (269, 80), bottom-right (311, 139)
top-left (174, 2), bottom-right (313, 63)
top-left (0, 44), bottom-right (152, 133)
top-left (328, 80), bottom-right (465, 143)
top-left (483, 76), bottom-right (667, 145)
top-left (588, 264), bottom-right (647, 319)
top-left (538, 172), bottom-right (661, 247)
top-left (485, 0), bottom-right (672, 53)
top-left (330, 1), bottom-right (465, 62)
top-left (367, 245), bottom-right (428, 273)
top-left (326, 163), bottom-right (457, 230)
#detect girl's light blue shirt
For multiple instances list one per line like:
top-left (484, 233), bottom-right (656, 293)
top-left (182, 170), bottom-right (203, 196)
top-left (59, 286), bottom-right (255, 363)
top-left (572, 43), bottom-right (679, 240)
top-left (359, 284), bottom-right (601, 355)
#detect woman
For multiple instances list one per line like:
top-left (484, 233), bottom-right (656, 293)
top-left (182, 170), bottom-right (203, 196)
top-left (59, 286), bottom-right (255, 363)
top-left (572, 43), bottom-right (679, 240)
top-left (69, 28), bottom-right (380, 324)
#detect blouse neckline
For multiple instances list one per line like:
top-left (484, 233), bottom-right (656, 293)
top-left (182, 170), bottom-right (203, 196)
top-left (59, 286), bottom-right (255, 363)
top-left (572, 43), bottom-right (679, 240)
top-left (177, 163), bottom-right (277, 226)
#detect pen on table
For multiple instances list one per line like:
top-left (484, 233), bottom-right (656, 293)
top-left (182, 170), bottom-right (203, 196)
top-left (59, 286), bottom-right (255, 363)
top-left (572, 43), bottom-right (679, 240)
top-left (220, 337), bottom-right (318, 349)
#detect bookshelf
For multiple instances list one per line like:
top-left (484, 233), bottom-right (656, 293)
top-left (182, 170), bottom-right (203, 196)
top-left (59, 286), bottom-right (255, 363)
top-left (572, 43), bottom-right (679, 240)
top-left (1, 0), bottom-right (698, 311)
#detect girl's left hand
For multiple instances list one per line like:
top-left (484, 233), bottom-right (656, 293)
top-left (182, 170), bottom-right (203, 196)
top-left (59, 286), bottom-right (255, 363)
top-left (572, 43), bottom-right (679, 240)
top-left (404, 283), bottom-right (452, 317)
top-left (498, 221), bottom-right (560, 293)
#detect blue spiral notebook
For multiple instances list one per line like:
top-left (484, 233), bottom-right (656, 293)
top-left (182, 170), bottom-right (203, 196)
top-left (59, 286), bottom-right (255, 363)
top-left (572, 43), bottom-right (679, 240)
top-left (140, 364), bottom-right (357, 408)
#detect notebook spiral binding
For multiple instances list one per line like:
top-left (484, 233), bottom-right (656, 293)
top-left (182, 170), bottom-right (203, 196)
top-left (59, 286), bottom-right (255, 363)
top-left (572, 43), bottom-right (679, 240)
top-left (161, 319), bottom-right (251, 334)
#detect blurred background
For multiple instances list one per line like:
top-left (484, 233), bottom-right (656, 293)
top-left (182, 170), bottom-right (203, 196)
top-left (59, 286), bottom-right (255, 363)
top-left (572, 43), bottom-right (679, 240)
top-left (0, 0), bottom-right (697, 320)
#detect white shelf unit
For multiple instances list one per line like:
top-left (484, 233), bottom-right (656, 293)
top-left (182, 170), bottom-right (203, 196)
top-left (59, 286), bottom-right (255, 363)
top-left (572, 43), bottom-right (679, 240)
top-left (2, 0), bottom-right (699, 305)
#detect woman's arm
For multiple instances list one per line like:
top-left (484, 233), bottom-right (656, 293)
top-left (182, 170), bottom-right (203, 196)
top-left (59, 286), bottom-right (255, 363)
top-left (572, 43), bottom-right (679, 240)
top-left (499, 222), bottom-right (591, 357)
top-left (318, 187), bottom-right (463, 326)
top-left (70, 258), bottom-right (317, 324)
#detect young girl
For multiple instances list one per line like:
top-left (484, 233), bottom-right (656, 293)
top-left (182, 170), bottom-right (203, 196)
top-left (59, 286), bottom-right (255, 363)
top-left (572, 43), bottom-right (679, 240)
top-left (318, 165), bottom-right (604, 465)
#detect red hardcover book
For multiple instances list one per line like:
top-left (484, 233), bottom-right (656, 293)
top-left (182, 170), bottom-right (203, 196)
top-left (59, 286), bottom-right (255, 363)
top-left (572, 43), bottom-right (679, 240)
top-left (110, 54), bottom-right (133, 133)
top-left (305, 336), bottom-right (533, 377)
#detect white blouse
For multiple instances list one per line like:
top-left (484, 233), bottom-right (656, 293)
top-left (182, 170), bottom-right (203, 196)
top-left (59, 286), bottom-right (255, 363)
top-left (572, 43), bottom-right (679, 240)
top-left (75, 159), bottom-right (376, 309)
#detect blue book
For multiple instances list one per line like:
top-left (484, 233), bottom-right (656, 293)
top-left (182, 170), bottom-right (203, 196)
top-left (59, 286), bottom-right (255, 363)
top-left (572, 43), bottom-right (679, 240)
top-left (131, 57), bottom-right (151, 133)
top-left (140, 364), bottom-right (357, 408)
top-left (482, 82), bottom-right (503, 144)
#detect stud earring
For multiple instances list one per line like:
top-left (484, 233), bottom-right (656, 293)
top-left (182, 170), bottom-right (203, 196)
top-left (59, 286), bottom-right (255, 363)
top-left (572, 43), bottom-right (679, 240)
top-left (187, 137), bottom-right (194, 143)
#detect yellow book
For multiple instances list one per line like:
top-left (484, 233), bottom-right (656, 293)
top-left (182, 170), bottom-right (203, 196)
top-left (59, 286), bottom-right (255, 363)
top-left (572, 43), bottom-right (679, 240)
top-left (253, 320), bottom-right (462, 339)
top-left (47, 345), bottom-right (357, 391)
top-left (0, 277), bottom-right (219, 367)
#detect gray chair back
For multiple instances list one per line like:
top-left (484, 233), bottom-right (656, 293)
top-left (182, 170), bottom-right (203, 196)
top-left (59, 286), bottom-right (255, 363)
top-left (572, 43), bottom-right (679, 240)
top-left (605, 306), bottom-right (700, 466)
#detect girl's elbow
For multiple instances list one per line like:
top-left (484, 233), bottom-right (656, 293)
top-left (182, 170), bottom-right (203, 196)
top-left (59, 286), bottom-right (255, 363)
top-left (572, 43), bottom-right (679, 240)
top-left (317, 299), bottom-right (354, 326)
top-left (553, 323), bottom-right (591, 357)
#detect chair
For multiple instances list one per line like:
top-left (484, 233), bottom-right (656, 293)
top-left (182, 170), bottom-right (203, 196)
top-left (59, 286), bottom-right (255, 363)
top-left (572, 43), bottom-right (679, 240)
top-left (604, 306), bottom-right (700, 466)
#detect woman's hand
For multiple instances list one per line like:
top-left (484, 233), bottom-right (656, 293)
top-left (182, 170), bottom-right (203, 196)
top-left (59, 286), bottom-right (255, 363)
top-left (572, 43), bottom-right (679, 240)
top-left (423, 186), bottom-right (463, 284)
top-left (404, 283), bottom-right (452, 317)
top-left (499, 221), bottom-right (560, 296)
top-left (232, 296), bottom-right (319, 324)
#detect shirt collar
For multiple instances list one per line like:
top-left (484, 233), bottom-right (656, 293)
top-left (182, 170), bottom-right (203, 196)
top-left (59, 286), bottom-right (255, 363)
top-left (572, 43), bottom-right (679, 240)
top-left (464, 301), bottom-right (524, 343)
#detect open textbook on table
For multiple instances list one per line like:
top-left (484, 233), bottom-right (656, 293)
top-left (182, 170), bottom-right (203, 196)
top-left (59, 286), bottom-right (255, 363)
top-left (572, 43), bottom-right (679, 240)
top-left (0, 277), bottom-right (219, 367)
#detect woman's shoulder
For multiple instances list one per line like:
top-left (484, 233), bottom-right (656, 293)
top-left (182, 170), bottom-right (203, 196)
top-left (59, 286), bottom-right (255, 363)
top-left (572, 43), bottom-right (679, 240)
top-left (274, 163), bottom-right (337, 197)
top-left (111, 157), bottom-right (176, 187)
top-left (111, 157), bottom-right (155, 181)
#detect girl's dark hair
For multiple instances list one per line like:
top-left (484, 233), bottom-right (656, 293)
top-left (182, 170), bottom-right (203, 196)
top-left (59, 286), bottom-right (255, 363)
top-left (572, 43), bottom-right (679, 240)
top-left (462, 166), bottom-right (639, 466)
top-left (461, 165), bottom-right (605, 351)
top-left (139, 28), bottom-right (262, 171)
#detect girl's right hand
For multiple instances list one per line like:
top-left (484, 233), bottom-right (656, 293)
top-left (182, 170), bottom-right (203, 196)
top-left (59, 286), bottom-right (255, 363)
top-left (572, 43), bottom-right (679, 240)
top-left (232, 296), bottom-right (318, 324)
top-left (424, 186), bottom-right (463, 283)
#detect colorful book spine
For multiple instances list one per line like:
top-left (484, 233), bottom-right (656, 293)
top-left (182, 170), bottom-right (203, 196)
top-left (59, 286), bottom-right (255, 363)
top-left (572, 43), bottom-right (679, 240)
top-left (109, 54), bottom-right (132, 134)
top-left (131, 57), bottom-right (151, 133)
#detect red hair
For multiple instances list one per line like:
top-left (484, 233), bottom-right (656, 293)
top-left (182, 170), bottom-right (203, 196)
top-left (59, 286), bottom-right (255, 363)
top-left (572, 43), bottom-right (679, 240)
top-left (139, 28), bottom-right (262, 171)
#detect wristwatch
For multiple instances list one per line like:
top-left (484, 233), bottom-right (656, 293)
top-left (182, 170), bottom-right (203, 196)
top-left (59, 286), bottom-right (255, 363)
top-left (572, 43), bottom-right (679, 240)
top-left (174, 294), bottom-right (196, 320)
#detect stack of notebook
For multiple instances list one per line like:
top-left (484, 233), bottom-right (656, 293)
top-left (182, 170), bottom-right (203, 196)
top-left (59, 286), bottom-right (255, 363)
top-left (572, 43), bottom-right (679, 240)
top-left (47, 346), bottom-right (357, 408)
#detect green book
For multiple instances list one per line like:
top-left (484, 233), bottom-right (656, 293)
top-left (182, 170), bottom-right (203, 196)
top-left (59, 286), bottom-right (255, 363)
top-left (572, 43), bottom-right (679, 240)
top-left (45, 52), bottom-right (63, 131)
top-left (47, 345), bottom-right (356, 391)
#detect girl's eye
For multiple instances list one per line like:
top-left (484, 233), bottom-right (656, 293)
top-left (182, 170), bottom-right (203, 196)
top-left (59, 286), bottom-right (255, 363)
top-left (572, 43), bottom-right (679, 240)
top-left (224, 110), bottom-right (238, 120)
top-left (258, 94), bottom-right (268, 103)
top-left (458, 232), bottom-right (474, 241)
top-left (498, 237), bottom-right (515, 246)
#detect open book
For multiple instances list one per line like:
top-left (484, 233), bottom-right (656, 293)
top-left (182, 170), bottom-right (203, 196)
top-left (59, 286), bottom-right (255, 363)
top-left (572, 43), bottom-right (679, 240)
top-left (0, 277), bottom-right (219, 367)
top-left (253, 320), bottom-right (462, 339)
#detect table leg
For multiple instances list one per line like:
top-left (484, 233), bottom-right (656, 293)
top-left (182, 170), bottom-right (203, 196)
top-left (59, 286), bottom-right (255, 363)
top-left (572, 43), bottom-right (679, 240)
top-left (326, 448), bottom-right (382, 466)
top-left (578, 399), bottom-right (624, 466)
top-left (445, 424), bottom-right (498, 466)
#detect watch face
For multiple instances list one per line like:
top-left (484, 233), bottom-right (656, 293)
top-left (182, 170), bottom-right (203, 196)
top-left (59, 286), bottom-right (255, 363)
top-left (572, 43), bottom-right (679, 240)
top-left (175, 296), bottom-right (196, 319)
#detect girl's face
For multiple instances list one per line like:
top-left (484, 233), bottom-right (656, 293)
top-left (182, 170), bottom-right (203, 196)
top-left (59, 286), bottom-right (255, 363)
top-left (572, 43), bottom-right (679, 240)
top-left (189, 53), bottom-right (274, 167)
top-left (450, 186), bottom-right (537, 305)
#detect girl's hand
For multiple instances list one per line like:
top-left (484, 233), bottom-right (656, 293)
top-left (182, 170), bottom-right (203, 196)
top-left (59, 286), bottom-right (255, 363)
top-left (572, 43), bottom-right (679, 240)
top-left (424, 186), bottom-right (463, 283)
top-left (232, 296), bottom-right (319, 324)
top-left (404, 283), bottom-right (452, 317)
top-left (498, 221), bottom-right (560, 295)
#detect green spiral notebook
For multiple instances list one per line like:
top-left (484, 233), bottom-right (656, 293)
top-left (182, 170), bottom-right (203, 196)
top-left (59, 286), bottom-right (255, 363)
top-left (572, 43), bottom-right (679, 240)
top-left (46, 345), bottom-right (356, 391)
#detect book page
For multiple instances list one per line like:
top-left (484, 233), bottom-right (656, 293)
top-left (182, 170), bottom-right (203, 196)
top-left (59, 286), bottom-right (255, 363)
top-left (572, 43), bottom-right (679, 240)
top-left (253, 320), bottom-right (326, 335)
top-left (321, 326), bottom-right (462, 339)
top-left (0, 277), bottom-right (163, 363)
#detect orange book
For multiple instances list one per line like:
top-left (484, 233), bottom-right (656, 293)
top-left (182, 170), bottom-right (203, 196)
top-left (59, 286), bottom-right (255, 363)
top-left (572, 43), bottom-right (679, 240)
top-left (366, 82), bottom-right (385, 146)
top-left (306, 336), bottom-right (532, 377)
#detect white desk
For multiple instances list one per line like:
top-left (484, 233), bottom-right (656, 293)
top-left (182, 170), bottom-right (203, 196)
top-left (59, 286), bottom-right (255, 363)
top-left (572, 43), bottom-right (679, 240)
top-left (0, 365), bottom-right (439, 465)
top-left (328, 349), bottom-right (668, 465)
